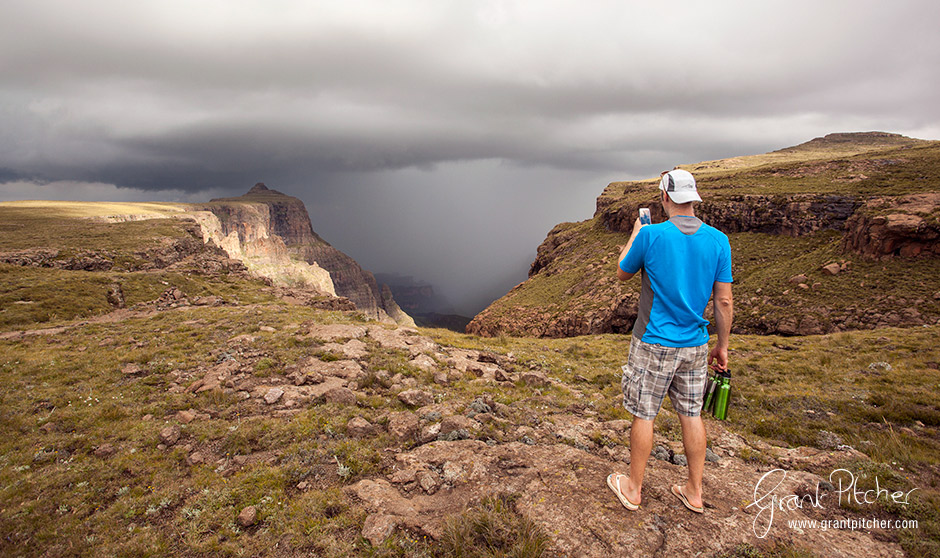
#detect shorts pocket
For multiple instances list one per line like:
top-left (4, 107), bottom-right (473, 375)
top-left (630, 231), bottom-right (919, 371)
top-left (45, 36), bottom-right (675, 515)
top-left (621, 365), bottom-right (642, 402)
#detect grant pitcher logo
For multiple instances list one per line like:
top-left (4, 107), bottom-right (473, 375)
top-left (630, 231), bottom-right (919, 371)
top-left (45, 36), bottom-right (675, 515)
top-left (746, 469), bottom-right (918, 538)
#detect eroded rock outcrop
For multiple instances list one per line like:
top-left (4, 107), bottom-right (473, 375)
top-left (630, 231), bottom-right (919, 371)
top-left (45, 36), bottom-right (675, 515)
top-left (191, 184), bottom-right (412, 324)
top-left (841, 193), bottom-right (940, 258)
top-left (185, 208), bottom-right (335, 295)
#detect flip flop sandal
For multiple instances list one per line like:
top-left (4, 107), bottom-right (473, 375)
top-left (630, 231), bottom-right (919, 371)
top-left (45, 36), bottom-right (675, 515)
top-left (606, 473), bottom-right (640, 511)
top-left (671, 484), bottom-right (704, 514)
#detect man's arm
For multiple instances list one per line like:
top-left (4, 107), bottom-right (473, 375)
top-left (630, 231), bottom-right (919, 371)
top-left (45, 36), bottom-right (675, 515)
top-left (708, 281), bottom-right (733, 371)
top-left (616, 216), bottom-right (645, 281)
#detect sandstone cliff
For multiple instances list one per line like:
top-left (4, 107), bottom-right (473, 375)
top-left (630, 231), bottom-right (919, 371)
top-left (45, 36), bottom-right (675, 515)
top-left (469, 133), bottom-right (940, 337)
top-left (194, 184), bottom-right (414, 326)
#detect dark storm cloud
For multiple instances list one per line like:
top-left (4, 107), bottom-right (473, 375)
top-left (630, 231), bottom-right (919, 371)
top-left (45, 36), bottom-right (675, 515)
top-left (2, 1), bottom-right (939, 313)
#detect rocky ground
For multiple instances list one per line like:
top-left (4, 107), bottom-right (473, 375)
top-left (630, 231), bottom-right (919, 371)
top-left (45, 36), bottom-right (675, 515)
top-left (3, 284), bottom-right (924, 557)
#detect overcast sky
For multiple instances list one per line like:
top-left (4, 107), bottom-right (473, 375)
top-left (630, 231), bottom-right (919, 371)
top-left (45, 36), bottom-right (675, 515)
top-left (2, 1), bottom-right (939, 315)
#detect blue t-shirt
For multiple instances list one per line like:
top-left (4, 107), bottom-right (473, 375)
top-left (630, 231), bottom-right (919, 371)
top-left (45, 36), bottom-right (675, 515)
top-left (619, 216), bottom-right (732, 347)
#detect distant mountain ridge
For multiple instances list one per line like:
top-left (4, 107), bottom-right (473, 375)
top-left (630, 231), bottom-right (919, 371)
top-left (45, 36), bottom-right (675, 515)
top-left (468, 132), bottom-right (940, 338)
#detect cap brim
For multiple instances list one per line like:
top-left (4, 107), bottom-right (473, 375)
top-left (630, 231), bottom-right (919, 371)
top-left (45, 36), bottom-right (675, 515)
top-left (667, 191), bottom-right (702, 204)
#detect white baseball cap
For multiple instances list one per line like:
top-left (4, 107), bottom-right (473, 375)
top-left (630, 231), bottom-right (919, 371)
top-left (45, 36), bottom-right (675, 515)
top-left (659, 169), bottom-right (702, 204)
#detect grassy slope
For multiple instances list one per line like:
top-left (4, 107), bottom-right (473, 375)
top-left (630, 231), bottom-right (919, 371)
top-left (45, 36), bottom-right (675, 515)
top-left (0, 201), bottom-right (188, 254)
top-left (0, 202), bottom-right (275, 330)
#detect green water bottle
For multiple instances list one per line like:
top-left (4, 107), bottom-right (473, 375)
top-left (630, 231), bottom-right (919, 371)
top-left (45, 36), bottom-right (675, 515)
top-left (702, 372), bottom-right (719, 414)
top-left (713, 371), bottom-right (731, 420)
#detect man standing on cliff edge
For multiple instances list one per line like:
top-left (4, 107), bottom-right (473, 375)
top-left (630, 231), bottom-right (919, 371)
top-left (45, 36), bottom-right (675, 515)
top-left (606, 168), bottom-right (733, 514)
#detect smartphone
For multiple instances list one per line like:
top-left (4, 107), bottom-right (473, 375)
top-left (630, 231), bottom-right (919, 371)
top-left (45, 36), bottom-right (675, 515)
top-left (639, 207), bottom-right (651, 225)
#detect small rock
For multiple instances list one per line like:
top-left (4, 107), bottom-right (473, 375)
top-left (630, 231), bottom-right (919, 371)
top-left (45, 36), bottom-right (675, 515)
top-left (361, 513), bottom-right (398, 546)
top-left (671, 453), bottom-right (688, 466)
top-left (410, 354), bottom-right (437, 372)
top-left (868, 361), bottom-right (892, 372)
top-left (324, 387), bottom-right (358, 406)
top-left (822, 263), bottom-right (841, 275)
top-left (346, 417), bottom-right (374, 438)
top-left (419, 423), bottom-right (442, 444)
top-left (442, 461), bottom-right (466, 484)
top-left (440, 415), bottom-right (475, 436)
top-left (387, 411), bottom-right (420, 442)
top-left (705, 448), bottom-right (720, 463)
top-left (416, 470), bottom-right (441, 494)
top-left (121, 363), bottom-right (142, 375)
top-left (159, 425), bottom-right (181, 446)
top-left (390, 467), bottom-right (418, 484)
top-left (521, 371), bottom-right (550, 387)
top-left (297, 481), bottom-right (310, 491)
top-left (187, 451), bottom-right (206, 465)
top-left (94, 443), bottom-right (115, 458)
top-left (177, 410), bottom-right (196, 424)
top-left (788, 274), bottom-right (808, 284)
top-left (264, 387), bottom-right (285, 405)
top-left (398, 389), bottom-right (434, 407)
top-left (495, 368), bottom-right (513, 382)
top-left (259, 326), bottom-right (276, 333)
top-left (433, 371), bottom-right (450, 385)
top-left (236, 505), bottom-right (257, 527)
top-left (142, 414), bottom-right (154, 421)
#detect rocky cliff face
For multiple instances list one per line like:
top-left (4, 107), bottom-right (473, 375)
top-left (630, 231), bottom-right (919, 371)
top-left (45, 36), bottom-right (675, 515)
top-left (193, 184), bottom-right (413, 326)
top-left (841, 193), bottom-right (940, 258)
top-left (183, 208), bottom-right (335, 295)
top-left (469, 134), bottom-right (940, 338)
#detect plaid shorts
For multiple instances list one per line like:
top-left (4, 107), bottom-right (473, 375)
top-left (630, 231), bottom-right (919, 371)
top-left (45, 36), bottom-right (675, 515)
top-left (621, 336), bottom-right (709, 421)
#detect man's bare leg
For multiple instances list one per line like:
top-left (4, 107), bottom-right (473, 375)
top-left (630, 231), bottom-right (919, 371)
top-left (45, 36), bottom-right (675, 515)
top-left (622, 417), bottom-right (653, 505)
top-left (677, 413), bottom-right (706, 508)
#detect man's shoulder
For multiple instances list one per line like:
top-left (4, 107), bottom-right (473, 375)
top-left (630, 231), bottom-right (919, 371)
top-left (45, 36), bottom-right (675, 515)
top-left (698, 222), bottom-right (730, 243)
top-left (646, 221), bottom-right (676, 235)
